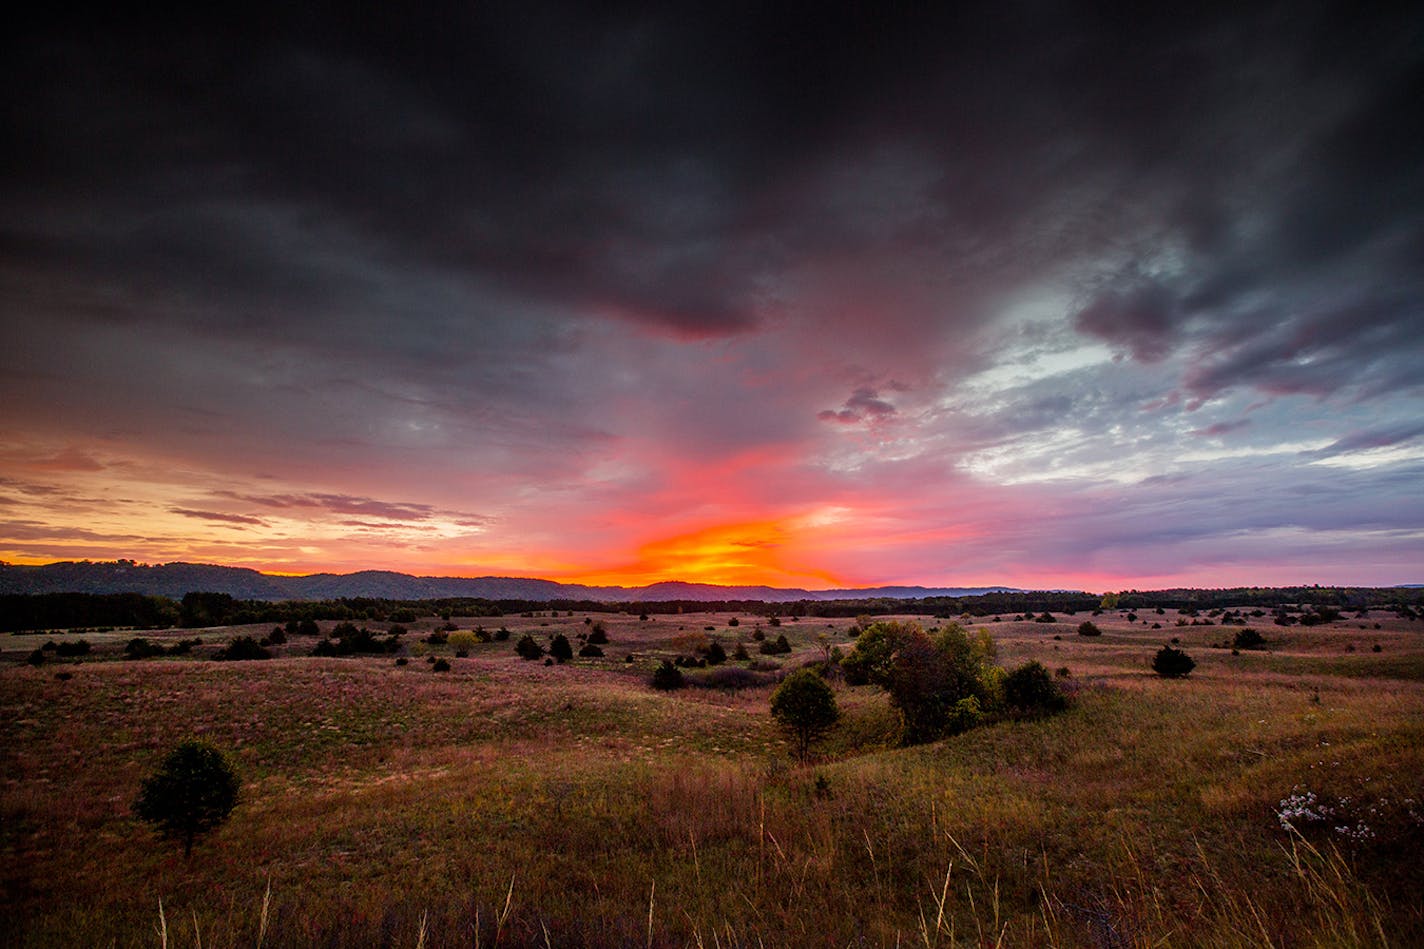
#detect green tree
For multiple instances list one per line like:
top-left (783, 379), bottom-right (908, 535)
top-left (549, 633), bottom-right (573, 662)
top-left (133, 741), bottom-right (240, 857)
top-left (770, 669), bottom-right (840, 760)
top-left (842, 621), bottom-right (997, 744)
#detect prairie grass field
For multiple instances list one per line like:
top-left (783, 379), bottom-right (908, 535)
top-left (3, 608), bottom-right (1423, 946)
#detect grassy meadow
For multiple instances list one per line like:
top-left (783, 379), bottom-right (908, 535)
top-left (3, 607), bottom-right (1422, 946)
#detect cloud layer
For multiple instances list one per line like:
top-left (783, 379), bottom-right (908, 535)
top-left (2, 3), bottom-right (1422, 587)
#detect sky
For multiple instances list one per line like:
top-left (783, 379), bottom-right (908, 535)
top-left (2, 2), bottom-right (1423, 591)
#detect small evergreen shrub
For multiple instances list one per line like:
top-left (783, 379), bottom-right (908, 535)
top-left (515, 634), bottom-right (544, 660)
top-left (1232, 628), bottom-right (1266, 649)
top-left (493, 627), bottom-right (511, 641)
top-left (1152, 645), bottom-right (1196, 678)
top-left (432, 658), bottom-right (451, 672)
top-left (1003, 660), bottom-right (1067, 713)
top-left (651, 660), bottom-right (684, 690)
top-left (549, 633), bottom-right (573, 663)
top-left (587, 623), bottom-right (609, 645)
top-left (578, 643), bottom-right (604, 658)
top-left (1077, 621), bottom-right (1102, 637)
top-left (54, 639), bottom-right (91, 657)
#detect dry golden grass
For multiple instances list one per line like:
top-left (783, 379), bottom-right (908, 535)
top-left (3, 607), bottom-right (1422, 945)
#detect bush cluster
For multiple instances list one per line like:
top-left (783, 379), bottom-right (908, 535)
top-left (841, 621), bottom-right (1068, 744)
top-left (213, 636), bottom-right (271, 661)
top-left (758, 634), bottom-right (792, 655)
top-left (312, 625), bottom-right (402, 657)
top-left (124, 637), bottom-right (202, 659)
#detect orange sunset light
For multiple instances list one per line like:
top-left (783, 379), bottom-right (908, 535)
top-left (555, 518), bottom-right (848, 589)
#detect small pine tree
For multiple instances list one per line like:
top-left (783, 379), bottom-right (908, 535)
top-left (134, 741), bottom-right (239, 857)
top-left (515, 634), bottom-right (544, 660)
top-left (1077, 621), bottom-right (1102, 637)
top-left (1152, 645), bottom-right (1196, 678)
top-left (549, 633), bottom-right (573, 662)
top-left (651, 659), bottom-right (684, 690)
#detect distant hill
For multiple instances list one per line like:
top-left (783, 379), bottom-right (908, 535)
top-left (0, 560), bottom-right (1022, 602)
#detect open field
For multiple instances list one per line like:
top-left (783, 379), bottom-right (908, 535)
top-left (4, 608), bottom-right (1423, 946)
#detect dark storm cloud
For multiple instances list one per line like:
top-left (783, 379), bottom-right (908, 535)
top-left (7, 2), bottom-right (1423, 374)
top-left (1074, 283), bottom-right (1177, 363)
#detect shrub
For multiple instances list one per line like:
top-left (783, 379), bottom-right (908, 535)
top-left (515, 634), bottom-right (544, 660)
top-left (1152, 646), bottom-right (1196, 678)
top-left (578, 643), bottom-right (604, 658)
top-left (549, 633), bottom-right (573, 663)
top-left (133, 741), bottom-right (239, 858)
top-left (651, 660), bottom-right (684, 690)
top-left (424, 629), bottom-right (449, 645)
top-left (770, 669), bottom-right (840, 759)
top-left (432, 658), bottom-right (451, 672)
top-left (395, 657), bottom-right (409, 666)
top-left (1034, 612), bottom-right (1056, 623)
top-left (26, 648), bottom-right (44, 666)
top-left (728, 617), bottom-right (740, 627)
top-left (733, 642), bottom-right (750, 661)
top-left (703, 640), bottom-right (727, 665)
top-left (493, 626), bottom-right (511, 642)
top-left (1077, 621), bottom-right (1102, 637)
top-left (759, 634), bottom-right (792, 656)
top-left (1003, 660), bottom-right (1067, 713)
top-left (297, 618), bottom-right (321, 636)
top-left (587, 623), bottom-right (609, 645)
top-left (1232, 628), bottom-right (1266, 650)
top-left (53, 639), bottom-right (91, 657)
top-left (213, 636), bottom-right (271, 661)
top-left (448, 630), bottom-right (479, 656)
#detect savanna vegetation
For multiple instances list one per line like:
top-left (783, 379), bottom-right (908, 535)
top-left (3, 595), bottom-right (1423, 946)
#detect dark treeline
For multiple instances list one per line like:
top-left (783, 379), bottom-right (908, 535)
top-left (3, 586), bottom-right (1420, 634)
